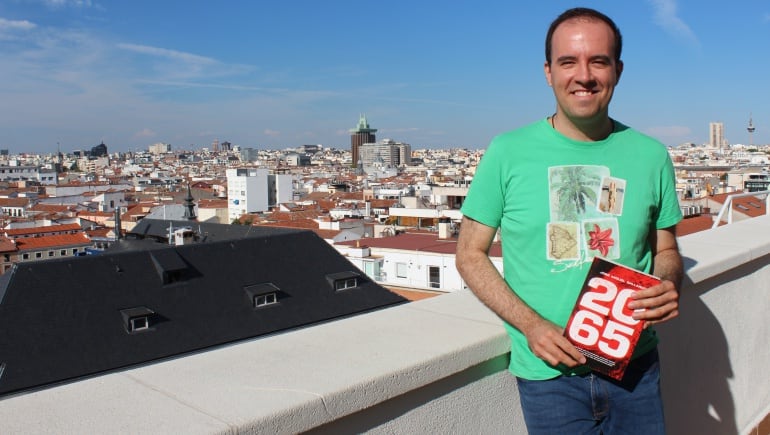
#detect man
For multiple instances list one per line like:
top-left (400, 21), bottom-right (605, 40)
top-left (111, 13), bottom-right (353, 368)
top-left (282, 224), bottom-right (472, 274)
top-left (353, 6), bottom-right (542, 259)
top-left (456, 7), bottom-right (683, 434)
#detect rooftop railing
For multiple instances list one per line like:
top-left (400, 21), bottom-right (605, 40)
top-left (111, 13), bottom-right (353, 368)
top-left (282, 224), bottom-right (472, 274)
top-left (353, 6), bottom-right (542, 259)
top-left (711, 189), bottom-right (770, 228)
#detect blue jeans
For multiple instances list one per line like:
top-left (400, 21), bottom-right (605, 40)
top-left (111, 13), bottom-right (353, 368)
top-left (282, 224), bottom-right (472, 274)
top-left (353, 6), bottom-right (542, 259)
top-left (515, 349), bottom-right (665, 434)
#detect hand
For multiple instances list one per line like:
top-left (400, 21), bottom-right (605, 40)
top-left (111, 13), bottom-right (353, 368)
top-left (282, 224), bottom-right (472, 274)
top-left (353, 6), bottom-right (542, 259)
top-left (628, 279), bottom-right (679, 328)
top-left (525, 318), bottom-right (587, 368)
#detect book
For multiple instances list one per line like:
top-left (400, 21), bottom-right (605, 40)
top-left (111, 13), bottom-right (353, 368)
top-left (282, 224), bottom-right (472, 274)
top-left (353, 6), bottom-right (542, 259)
top-left (563, 257), bottom-right (660, 380)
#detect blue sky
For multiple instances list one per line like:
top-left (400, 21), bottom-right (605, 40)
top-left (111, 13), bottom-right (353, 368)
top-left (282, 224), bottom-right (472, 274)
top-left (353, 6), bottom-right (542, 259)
top-left (1, 0), bottom-right (769, 154)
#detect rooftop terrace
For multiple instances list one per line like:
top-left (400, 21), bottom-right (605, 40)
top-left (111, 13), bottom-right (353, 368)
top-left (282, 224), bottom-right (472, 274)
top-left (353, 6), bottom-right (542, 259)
top-left (2, 215), bottom-right (769, 434)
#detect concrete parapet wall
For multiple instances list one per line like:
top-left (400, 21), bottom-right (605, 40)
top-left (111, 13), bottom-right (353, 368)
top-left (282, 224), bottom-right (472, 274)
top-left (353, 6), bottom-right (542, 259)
top-left (1, 217), bottom-right (769, 434)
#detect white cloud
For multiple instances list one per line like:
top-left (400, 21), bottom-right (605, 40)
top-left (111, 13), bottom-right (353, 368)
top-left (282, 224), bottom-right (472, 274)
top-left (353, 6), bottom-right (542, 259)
top-left (133, 128), bottom-right (156, 139)
top-left (264, 129), bottom-right (281, 137)
top-left (116, 43), bottom-right (217, 66)
top-left (0, 17), bottom-right (37, 31)
top-left (41, 0), bottom-right (94, 8)
top-left (648, 0), bottom-right (699, 46)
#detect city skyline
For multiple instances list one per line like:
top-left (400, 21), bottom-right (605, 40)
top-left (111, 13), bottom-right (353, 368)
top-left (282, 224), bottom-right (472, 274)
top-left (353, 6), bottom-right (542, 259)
top-left (1, 0), bottom-right (769, 154)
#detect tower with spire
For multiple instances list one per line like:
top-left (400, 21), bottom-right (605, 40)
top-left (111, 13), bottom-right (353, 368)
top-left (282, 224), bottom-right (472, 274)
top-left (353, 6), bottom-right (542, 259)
top-left (349, 114), bottom-right (377, 167)
top-left (747, 114), bottom-right (756, 147)
top-left (183, 183), bottom-right (197, 221)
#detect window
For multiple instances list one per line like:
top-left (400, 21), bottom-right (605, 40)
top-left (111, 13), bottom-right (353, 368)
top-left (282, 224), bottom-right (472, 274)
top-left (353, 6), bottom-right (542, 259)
top-left (429, 266), bottom-right (441, 289)
top-left (335, 278), bottom-right (358, 291)
top-left (72, 248), bottom-right (78, 255)
top-left (3, 254), bottom-right (9, 262)
top-left (244, 283), bottom-right (281, 309)
top-left (326, 271), bottom-right (362, 292)
top-left (35, 252), bottom-right (42, 258)
top-left (22, 253), bottom-right (29, 260)
top-left (48, 251), bottom-right (54, 257)
top-left (130, 316), bottom-right (149, 331)
top-left (60, 250), bottom-right (67, 256)
top-left (120, 307), bottom-right (155, 334)
top-left (396, 262), bottom-right (408, 278)
top-left (255, 292), bottom-right (278, 307)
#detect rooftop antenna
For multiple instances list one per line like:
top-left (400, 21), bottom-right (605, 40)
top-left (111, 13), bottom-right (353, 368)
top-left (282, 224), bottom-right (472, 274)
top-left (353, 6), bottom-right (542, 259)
top-left (747, 113), bottom-right (756, 147)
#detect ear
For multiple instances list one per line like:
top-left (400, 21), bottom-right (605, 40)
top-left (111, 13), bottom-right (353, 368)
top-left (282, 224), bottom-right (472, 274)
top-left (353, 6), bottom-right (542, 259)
top-left (544, 61), bottom-right (553, 87)
top-left (615, 60), bottom-right (624, 83)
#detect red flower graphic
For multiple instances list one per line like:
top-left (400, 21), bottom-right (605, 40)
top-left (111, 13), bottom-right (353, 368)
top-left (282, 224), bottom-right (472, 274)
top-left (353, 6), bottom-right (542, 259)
top-left (588, 224), bottom-right (614, 256)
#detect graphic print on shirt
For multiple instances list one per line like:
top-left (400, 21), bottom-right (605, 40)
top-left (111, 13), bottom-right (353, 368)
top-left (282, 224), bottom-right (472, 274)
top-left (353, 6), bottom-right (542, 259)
top-left (597, 176), bottom-right (626, 215)
top-left (547, 165), bottom-right (625, 268)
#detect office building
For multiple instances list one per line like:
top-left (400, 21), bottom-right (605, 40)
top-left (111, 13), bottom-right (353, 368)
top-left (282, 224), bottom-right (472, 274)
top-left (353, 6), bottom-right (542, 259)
top-left (350, 115), bottom-right (377, 165)
top-left (710, 122), bottom-right (725, 149)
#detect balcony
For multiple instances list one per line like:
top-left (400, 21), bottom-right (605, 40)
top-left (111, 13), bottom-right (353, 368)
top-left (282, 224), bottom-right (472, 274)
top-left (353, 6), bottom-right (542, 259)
top-left (1, 216), bottom-right (769, 434)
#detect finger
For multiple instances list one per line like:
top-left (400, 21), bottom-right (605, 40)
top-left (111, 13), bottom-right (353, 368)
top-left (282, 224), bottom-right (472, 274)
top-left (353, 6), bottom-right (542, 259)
top-left (531, 336), bottom-right (586, 367)
top-left (631, 280), bottom-right (675, 300)
top-left (633, 302), bottom-right (679, 323)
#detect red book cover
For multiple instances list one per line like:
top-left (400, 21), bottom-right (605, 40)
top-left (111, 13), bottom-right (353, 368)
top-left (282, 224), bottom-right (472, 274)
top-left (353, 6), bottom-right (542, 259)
top-left (563, 257), bottom-right (660, 380)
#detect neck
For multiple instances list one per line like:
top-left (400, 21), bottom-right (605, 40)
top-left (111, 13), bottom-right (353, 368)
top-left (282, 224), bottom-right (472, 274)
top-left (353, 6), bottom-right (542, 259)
top-left (551, 113), bottom-right (614, 141)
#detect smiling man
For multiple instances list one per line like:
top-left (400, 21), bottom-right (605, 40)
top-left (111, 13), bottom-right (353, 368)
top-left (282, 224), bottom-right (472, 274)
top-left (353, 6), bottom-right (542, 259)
top-left (456, 7), bottom-right (683, 434)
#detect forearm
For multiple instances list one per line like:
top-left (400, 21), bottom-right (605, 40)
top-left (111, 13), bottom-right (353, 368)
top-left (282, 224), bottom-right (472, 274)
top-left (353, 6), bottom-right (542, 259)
top-left (456, 247), bottom-right (543, 335)
top-left (652, 247), bottom-right (683, 289)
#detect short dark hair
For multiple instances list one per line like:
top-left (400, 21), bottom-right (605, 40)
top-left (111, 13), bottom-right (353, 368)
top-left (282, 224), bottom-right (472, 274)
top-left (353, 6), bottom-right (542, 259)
top-left (545, 7), bottom-right (622, 64)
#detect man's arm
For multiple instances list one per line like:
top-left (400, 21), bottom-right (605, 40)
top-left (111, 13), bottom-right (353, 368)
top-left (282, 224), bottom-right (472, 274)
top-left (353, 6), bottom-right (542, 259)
top-left (455, 216), bottom-right (586, 368)
top-left (629, 226), bottom-right (683, 327)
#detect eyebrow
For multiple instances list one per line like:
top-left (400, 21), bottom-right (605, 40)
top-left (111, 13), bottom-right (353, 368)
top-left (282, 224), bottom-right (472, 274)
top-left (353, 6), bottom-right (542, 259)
top-left (555, 54), bottom-right (613, 63)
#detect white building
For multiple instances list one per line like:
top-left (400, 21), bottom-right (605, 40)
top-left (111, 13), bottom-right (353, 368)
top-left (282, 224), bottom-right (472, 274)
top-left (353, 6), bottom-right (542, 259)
top-left (335, 230), bottom-right (503, 292)
top-left (148, 143), bottom-right (172, 155)
top-left (227, 168), bottom-right (269, 221)
top-left (226, 169), bottom-right (294, 222)
top-left (359, 139), bottom-right (411, 168)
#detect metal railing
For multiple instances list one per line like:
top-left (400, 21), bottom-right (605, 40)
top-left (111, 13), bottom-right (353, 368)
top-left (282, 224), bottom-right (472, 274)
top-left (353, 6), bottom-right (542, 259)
top-left (711, 190), bottom-right (770, 229)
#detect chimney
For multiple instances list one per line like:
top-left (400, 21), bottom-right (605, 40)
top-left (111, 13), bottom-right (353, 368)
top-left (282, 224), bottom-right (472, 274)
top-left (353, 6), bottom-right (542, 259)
top-left (438, 218), bottom-right (451, 239)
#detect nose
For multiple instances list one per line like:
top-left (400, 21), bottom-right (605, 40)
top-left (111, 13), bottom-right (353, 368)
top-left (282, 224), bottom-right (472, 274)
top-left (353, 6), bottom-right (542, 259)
top-left (575, 61), bottom-right (595, 85)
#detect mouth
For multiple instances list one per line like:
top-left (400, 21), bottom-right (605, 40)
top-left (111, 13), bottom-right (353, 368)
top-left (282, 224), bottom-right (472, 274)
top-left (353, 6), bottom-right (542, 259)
top-left (572, 90), bottom-right (597, 96)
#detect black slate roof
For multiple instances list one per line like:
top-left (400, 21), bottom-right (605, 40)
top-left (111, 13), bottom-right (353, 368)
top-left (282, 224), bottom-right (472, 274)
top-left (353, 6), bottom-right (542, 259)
top-left (0, 220), bottom-right (406, 397)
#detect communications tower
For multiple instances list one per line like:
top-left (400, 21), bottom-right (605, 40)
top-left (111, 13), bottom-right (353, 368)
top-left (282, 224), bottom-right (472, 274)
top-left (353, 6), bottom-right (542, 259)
top-left (747, 114), bottom-right (756, 147)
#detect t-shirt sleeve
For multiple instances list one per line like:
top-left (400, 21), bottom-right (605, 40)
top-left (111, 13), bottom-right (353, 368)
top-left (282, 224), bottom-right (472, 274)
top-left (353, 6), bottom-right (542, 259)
top-left (655, 152), bottom-right (683, 229)
top-left (460, 138), bottom-right (507, 229)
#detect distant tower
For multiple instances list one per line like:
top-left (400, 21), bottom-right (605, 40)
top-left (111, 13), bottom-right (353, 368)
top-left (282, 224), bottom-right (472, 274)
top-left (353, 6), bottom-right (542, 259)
top-left (747, 114), bottom-right (756, 147)
top-left (709, 122), bottom-right (725, 150)
top-left (350, 114), bottom-right (377, 167)
top-left (183, 183), bottom-right (197, 221)
top-left (212, 139), bottom-right (220, 153)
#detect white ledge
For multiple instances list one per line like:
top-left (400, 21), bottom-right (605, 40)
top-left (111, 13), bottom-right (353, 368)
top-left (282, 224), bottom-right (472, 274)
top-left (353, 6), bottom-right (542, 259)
top-left (2, 216), bottom-right (768, 433)
top-left (679, 215), bottom-right (770, 283)
top-left (0, 290), bottom-right (509, 434)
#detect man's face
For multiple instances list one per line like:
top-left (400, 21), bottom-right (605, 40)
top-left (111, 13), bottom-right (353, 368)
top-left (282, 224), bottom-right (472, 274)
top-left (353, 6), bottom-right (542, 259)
top-left (544, 18), bottom-right (623, 126)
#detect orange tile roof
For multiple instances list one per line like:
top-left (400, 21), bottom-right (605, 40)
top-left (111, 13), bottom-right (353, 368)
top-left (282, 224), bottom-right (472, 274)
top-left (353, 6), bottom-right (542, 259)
top-left (386, 287), bottom-right (442, 301)
top-left (15, 233), bottom-right (91, 251)
top-left (0, 198), bottom-right (30, 207)
top-left (676, 215), bottom-right (723, 236)
top-left (310, 228), bottom-right (343, 239)
top-left (258, 218), bottom-right (319, 230)
top-left (197, 199), bottom-right (229, 209)
top-left (78, 210), bottom-right (113, 218)
top-left (0, 236), bottom-right (17, 253)
top-left (29, 204), bottom-right (75, 213)
top-left (86, 228), bottom-right (112, 238)
top-left (5, 223), bottom-right (82, 237)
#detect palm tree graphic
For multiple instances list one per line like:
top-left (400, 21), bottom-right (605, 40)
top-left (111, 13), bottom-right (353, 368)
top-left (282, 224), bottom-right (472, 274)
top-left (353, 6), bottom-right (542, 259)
top-left (551, 166), bottom-right (601, 221)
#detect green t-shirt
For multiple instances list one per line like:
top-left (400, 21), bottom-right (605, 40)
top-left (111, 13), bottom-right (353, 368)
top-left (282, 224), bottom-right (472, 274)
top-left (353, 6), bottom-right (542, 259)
top-left (461, 118), bottom-right (682, 380)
